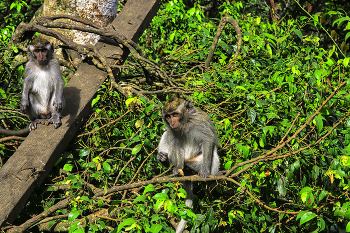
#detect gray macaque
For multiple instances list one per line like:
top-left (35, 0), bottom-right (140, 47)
top-left (21, 38), bottom-right (65, 131)
top-left (157, 95), bottom-right (220, 233)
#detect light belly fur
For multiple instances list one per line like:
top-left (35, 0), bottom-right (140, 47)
top-left (31, 71), bottom-right (54, 108)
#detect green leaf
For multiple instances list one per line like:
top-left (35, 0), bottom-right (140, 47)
top-left (224, 161), bottom-right (233, 170)
top-left (345, 32), bottom-right (350, 43)
top-left (293, 29), bottom-right (303, 40)
top-left (143, 184), bottom-right (155, 194)
top-left (346, 222), bottom-right (350, 232)
top-left (150, 224), bottom-right (163, 233)
top-left (165, 199), bottom-right (174, 212)
top-left (91, 95), bottom-right (100, 107)
top-left (68, 208), bottom-right (80, 222)
top-left (169, 31), bottom-right (176, 43)
top-left (314, 115), bottom-right (324, 133)
top-left (131, 144), bottom-right (142, 155)
top-left (263, 33), bottom-right (276, 41)
top-left (154, 200), bottom-right (164, 210)
top-left (145, 104), bottom-right (155, 114)
top-left (80, 196), bottom-right (89, 201)
top-left (300, 187), bottom-right (313, 202)
top-left (0, 89), bottom-right (7, 98)
top-left (299, 211), bottom-right (317, 225)
top-left (300, 186), bottom-right (313, 193)
top-left (63, 163), bottom-right (73, 172)
top-left (243, 146), bottom-right (250, 157)
top-left (235, 86), bottom-right (247, 91)
top-left (10, 2), bottom-right (16, 10)
top-left (333, 16), bottom-right (350, 27)
top-left (49, 220), bottom-right (56, 227)
top-left (134, 195), bottom-right (147, 203)
top-left (266, 43), bottom-right (273, 56)
top-left (152, 193), bottom-right (168, 201)
top-left (343, 57), bottom-right (350, 68)
top-left (187, 7), bottom-right (195, 15)
top-left (318, 190), bottom-right (328, 201)
top-left (102, 162), bottom-right (111, 173)
top-left (117, 218), bottom-right (135, 232)
top-left (68, 221), bottom-right (81, 233)
top-left (314, 69), bottom-right (322, 80)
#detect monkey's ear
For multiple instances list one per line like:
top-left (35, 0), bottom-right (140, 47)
top-left (27, 45), bottom-right (34, 53)
top-left (185, 101), bottom-right (195, 113)
top-left (47, 43), bottom-right (54, 53)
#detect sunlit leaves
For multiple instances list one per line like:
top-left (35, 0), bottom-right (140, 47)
top-left (131, 144), bottom-right (142, 155)
top-left (68, 208), bottom-right (80, 221)
top-left (297, 211), bottom-right (317, 225)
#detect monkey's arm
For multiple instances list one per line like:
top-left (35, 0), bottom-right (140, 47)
top-left (199, 142), bottom-right (215, 178)
top-left (158, 132), bottom-right (170, 167)
top-left (52, 61), bottom-right (65, 112)
top-left (53, 80), bottom-right (64, 112)
top-left (158, 132), bottom-right (184, 175)
top-left (21, 75), bottom-right (33, 113)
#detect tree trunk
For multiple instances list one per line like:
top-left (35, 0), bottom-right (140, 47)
top-left (42, 0), bottom-right (119, 45)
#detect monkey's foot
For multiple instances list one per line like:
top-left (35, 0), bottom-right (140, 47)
top-left (173, 168), bottom-right (184, 176)
top-left (29, 119), bottom-right (48, 131)
top-left (48, 116), bottom-right (62, 129)
top-left (199, 168), bottom-right (210, 178)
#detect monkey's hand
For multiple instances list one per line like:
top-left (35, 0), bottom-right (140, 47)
top-left (157, 152), bottom-right (168, 162)
top-left (53, 99), bottom-right (63, 112)
top-left (21, 100), bottom-right (29, 113)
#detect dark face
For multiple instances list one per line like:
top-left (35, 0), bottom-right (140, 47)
top-left (165, 111), bottom-right (181, 130)
top-left (33, 48), bottom-right (49, 65)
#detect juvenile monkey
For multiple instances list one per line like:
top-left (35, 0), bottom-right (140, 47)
top-left (21, 38), bottom-right (65, 131)
top-left (157, 96), bottom-right (220, 233)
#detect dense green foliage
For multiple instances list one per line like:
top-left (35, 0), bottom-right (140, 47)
top-left (1, 0), bottom-right (350, 232)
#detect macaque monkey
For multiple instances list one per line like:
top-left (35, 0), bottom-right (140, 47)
top-left (157, 96), bottom-right (220, 233)
top-left (21, 38), bottom-right (65, 131)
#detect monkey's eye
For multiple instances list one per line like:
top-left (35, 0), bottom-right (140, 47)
top-left (165, 115), bottom-right (171, 120)
top-left (34, 49), bottom-right (47, 53)
top-left (172, 113), bottom-right (179, 117)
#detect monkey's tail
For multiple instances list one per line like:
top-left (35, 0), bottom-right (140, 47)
top-left (176, 181), bottom-right (193, 233)
top-left (0, 127), bottom-right (30, 136)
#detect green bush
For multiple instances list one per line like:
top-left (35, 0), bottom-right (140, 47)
top-left (1, 0), bottom-right (350, 232)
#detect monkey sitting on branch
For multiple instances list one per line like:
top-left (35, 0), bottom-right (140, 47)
top-left (157, 95), bottom-right (220, 233)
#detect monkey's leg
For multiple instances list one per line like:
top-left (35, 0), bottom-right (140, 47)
top-left (27, 94), bottom-right (48, 131)
top-left (48, 95), bottom-right (63, 129)
top-left (176, 181), bottom-right (193, 233)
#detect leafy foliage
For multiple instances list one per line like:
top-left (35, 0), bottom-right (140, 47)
top-left (1, 0), bottom-right (350, 232)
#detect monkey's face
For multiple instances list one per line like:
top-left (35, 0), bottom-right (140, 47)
top-left (164, 111), bottom-right (182, 130)
top-left (33, 48), bottom-right (49, 65)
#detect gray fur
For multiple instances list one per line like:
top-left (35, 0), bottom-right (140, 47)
top-left (21, 43), bottom-right (65, 130)
top-left (157, 100), bottom-right (220, 233)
